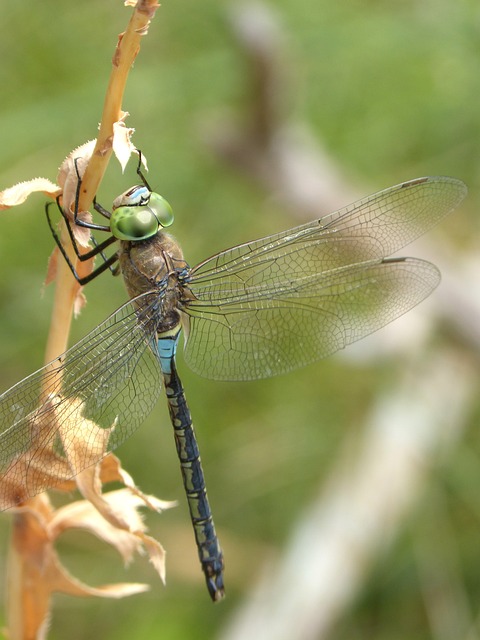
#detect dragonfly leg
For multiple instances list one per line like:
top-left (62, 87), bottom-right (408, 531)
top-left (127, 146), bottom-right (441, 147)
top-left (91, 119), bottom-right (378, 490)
top-left (45, 199), bottom-right (119, 285)
top-left (44, 156), bottom-right (123, 284)
top-left (69, 158), bottom-right (111, 233)
top-left (135, 149), bottom-right (153, 192)
top-left (93, 196), bottom-right (112, 220)
top-left (159, 337), bottom-right (225, 601)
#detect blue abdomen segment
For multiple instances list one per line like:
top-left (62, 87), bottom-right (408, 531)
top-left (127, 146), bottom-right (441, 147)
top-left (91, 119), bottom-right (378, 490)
top-left (157, 329), bottom-right (225, 601)
top-left (157, 333), bottom-right (179, 374)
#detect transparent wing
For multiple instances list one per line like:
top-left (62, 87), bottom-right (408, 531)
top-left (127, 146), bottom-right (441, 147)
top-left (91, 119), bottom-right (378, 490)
top-left (0, 292), bottom-right (163, 509)
top-left (183, 257), bottom-right (439, 380)
top-left (182, 176), bottom-right (465, 380)
top-left (189, 177), bottom-right (465, 288)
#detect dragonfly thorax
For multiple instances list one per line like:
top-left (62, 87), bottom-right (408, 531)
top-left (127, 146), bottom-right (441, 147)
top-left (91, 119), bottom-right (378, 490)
top-left (119, 230), bottom-right (189, 320)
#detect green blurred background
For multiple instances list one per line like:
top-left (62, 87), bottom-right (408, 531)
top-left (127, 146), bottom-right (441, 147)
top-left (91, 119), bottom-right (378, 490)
top-left (0, 1), bottom-right (479, 639)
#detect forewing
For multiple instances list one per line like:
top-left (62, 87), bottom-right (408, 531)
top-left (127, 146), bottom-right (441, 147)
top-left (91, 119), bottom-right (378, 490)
top-left (0, 292), bottom-right (163, 509)
top-left (189, 176), bottom-right (465, 295)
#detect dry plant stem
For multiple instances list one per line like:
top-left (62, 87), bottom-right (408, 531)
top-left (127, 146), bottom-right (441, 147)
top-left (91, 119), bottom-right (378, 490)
top-left (6, 4), bottom-right (160, 639)
top-left (43, 222), bottom-right (82, 370)
top-left (78, 0), bottom-right (160, 213)
top-left (7, 234), bottom-right (82, 639)
top-left (7, 496), bottom-right (54, 640)
top-left (44, 0), bottom-right (160, 367)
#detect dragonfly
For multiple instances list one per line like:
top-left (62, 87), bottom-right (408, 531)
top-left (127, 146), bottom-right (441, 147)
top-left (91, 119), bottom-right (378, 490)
top-left (0, 157), bottom-right (466, 602)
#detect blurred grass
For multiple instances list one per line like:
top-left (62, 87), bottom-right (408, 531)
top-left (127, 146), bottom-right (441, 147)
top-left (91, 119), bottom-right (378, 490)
top-left (0, 1), bottom-right (479, 639)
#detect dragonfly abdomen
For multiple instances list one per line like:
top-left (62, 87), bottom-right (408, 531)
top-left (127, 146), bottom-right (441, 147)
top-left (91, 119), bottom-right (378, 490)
top-left (160, 340), bottom-right (225, 601)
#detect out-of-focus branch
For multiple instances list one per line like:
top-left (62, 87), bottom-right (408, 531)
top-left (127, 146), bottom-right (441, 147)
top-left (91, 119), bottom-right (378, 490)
top-left (212, 3), bottom-right (479, 639)
top-left (219, 349), bottom-right (476, 640)
top-left (205, 2), bottom-right (359, 219)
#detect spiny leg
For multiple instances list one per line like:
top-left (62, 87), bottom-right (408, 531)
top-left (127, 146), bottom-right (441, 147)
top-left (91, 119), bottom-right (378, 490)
top-left (69, 158), bottom-right (112, 233)
top-left (45, 201), bottom-right (119, 285)
top-left (45, 147), bottom-right (155, 285)
top-left (45, 158), bottom-right (119, 284)
top-left (135, 150), bottom-right (153, 192)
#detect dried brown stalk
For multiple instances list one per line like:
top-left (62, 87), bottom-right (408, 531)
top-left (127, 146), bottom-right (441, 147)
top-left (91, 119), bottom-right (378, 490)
top-left (47, 0), bottom-right (160, 363)
top-left (0, 2), bottom-right (167, 639)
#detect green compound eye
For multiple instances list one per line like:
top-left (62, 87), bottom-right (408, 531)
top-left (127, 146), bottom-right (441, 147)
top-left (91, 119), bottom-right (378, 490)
top-left (111, 187), bottom-right (174, 241)
top-left (111, 207), bottom-right (159, 241)
top-left (148, 192), bottom-right (174, 228)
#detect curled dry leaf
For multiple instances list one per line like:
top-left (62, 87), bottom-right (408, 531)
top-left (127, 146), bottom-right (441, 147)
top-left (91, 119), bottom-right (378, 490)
top-left (39, 131), bottom-right (145, 306)
top-left (6, 395), bottom-right (174, 638)
top-left (2, 393), bottom-right (169, 526)
top-left (58, 125), bottom-right (143, 244)
top-left (57, 140), bottom-right (97, 248)
top-left (56, 397), bottom-right (175, 584)
top-left (112, 111), bottom-right (139, 172)
top-left (8, 494), bottom-right (150, 640)
top-left (0, 128), bottom-right (148, 327)
top-left (50, 486), bottom-right (174, 583)
top-left (0, 128), bottom-right (143, 248)
top-left (0, 177), bottom-right (60, 210)
top-left (0, 394), bottom-right (78, 510)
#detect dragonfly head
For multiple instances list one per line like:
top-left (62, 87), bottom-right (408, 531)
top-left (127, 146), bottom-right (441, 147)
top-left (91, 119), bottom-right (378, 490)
top-left (111, 185), bottom-right (174, 241)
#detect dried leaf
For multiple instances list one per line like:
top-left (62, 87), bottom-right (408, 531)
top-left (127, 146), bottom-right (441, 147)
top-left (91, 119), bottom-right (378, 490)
top-left (56, 140), bottom-right (96, 247)
top-left (57, 140), bottom-right (96, 193)
top-left (60, 580), bottom-right (150, 599)
top-left (0, 395), bottom-right (111, 510)
top-left (57, 396), bottom-right (115, 472)
top-left (9, 498), bottom-right (150, 603)
top-left (112, 113), bottom-right (137, 172)
top-left (0, 177), bottom-right (60, 210)
top-left (0, 396), bottom-right (77, 509)
top-left (6, 395), bottom-right (173, 636)
top-left (99, 453), bottom-right (175, 513)
top-left (136, 530), bottom-right (169, 582)
top-left (50, 488), bottom-right (172, 580)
